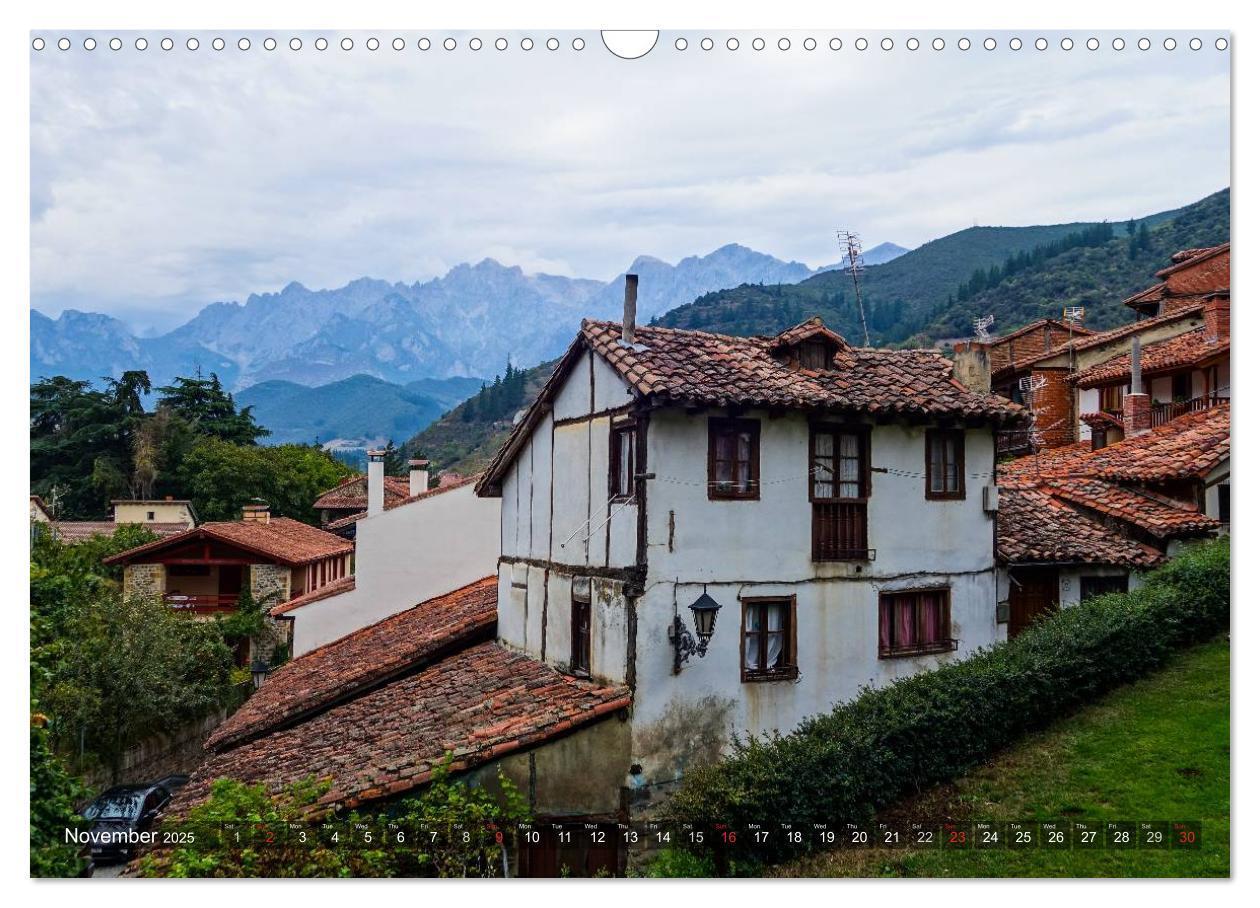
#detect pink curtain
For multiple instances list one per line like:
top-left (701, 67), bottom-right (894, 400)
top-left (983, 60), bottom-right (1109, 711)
top-left (897, 597), bottom-right (915, 647)
top-left (920, 594), bottom-right (941, 644)
top-left (736, 432), bottom-right (751, 490)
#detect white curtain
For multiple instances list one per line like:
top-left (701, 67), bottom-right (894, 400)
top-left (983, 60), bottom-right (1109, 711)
top-left (743, 606), bottom-right (761, 669)
top-left (837, 433), bottom-right (860, 497)
top-left (765, 604), bottom-right (784, 668)
top-left (813, 432), bottom-right (834, 497)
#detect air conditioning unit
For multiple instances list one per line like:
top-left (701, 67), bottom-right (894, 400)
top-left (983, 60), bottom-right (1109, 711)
top-left (982, 485), bottom-right (1000, 513)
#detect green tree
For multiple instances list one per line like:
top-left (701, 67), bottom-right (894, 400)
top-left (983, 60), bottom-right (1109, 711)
top-left (176, 437), bottom-right (353, 523)
top-left (29, 706), bottom-right (88, 878)
top-left (156, 373), bottom-right (268, 446)
top-left (42, 591), bottom-right (236, 776)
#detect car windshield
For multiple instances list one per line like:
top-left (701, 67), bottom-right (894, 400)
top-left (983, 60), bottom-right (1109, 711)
top-left (83, 793), bottom-right (144, 821)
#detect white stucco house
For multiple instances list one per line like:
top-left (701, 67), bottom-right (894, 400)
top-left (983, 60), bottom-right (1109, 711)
top-left (276, 456), bottom-right (501, 655)
top-left (475, 287), bottom-right (1028, 806)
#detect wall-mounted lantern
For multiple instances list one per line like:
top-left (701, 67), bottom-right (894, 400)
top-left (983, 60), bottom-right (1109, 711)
top-left (250, 658), bottom-right (271, 691)
top-left (669, 587), bottom-right (722, 674)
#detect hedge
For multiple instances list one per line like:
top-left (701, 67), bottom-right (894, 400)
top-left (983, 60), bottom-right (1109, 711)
top-left (665, 538), bottom-right (1230, 864)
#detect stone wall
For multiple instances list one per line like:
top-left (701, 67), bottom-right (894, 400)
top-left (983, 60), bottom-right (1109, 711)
top-left (250, 563), bottom-right (291, 604)
top-left (123, 563), bottom-right (166, 599)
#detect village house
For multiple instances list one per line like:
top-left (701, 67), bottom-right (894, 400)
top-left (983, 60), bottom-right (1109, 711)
top-left (988, 243), bottom-right (1229, 453)
top-left (313, 472), bottom-right (411, 537)
top-left (104, 504), bottom-right (352, 662)
top-left (274, 454), bottom-right (499, 655)
top-left (35, 496), bottom-right (197, 544)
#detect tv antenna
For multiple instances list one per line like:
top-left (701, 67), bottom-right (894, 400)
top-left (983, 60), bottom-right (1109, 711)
top-left (1062, 306), bottom-right (1085, 325)
top-left (973, 314), bottom-right (995, 341)
top-left (838, 230), bottom-right (870, 346)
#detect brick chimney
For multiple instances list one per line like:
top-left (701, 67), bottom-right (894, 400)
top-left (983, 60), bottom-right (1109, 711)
top-left (367, 449), bottom-right (386, 516)
top-left (951, 340), bottom-right (991, 394)
top-left (242, 503), bottom-right (270, 523)
top-left (408, 459), bottom-right (430, 497)
top-left (622, 273), bottom-right (638, 344)
top-left (1122, 336), bottom-right (1151, 436)
top-left (1204, 295), bottom-right (1229, 343)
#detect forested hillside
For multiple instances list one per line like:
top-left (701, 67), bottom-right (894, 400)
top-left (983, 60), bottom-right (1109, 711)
top-left (656, 189), bottom-right (1228, 345)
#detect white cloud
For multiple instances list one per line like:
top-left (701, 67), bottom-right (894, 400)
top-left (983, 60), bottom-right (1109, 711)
top-left (30, 31), bottom-right (1229, 332)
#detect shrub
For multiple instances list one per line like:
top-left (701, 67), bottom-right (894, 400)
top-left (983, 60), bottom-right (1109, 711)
top-left (666, 538), bottom-right (1229, 864)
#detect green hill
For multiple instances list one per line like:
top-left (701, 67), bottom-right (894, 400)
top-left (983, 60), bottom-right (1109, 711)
top-left (239, 374), bottom-right (483, 446)
top-left (406, 361), bottom-right (556, 474)
top-left (655, 189), bottom-right (1228, 345)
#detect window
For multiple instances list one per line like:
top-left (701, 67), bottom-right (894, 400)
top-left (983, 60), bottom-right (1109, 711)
top-left (1172, 372), bottom-right (1192, 401)
top-left (798, 341), bottom-right (831, 371)
top-left (810, 425), bottom-right (870, 561)
top-left (571, 582), bottom-right (591, 676)
top-left (1080, 575), bottom-right (1128, 601)
top-left (740, 597), bottom-right (797, 681)
top-left (1100, 383), bottom-right (1126, 413)
top-left (146, 510), bottom-right (156, 521)
top-left (1218, 483), bottom-right (1230, 524)
top-left (708, 418), bottom-right (760, 500)
top-left (609, 421), bottom-right (638, 500)
top-left (878, 589), bottom-right (954, 658)
top-left (925, 429), bottom-right (965, 499)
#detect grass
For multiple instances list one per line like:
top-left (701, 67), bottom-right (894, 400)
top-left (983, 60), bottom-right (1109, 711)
top-left (771, 638), bottom-right (1230, 878)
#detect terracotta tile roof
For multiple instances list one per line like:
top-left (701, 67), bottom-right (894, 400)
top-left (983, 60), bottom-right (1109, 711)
top-left (213, 576), bottom-right (497, 751)
top-left (997, 483), bottom-right (1164, 567)
top-left (1069, 328), bottom-right (1228, 388)
top-left (103, 517), bottom-right (352, 567)
top-left (989, 317), bottom-right (1094, 345)
top-left (270, 576), bottom-right (356, 617)
top-left (1078, 411), bottom-right (1123, 432)
top-left (480, 319), bottom-right (1026, 494)
top-left (52, 521), bottom-right (189, 543)
top-left (323, 510), bottom-right (365, 530)
top-left (319, 474), bottom-right (481, 530)
top-left (766, 315), bottom-right (850, 350)
top-left (999, 402), bottom-right (1230, 484)
top-left (993, 308), bottom-right (1203, 378)
top-left (1155, 242), bottom-right (1230, 278)
top-left (313, 475), bottom-right (410, 511)
top-left (1042, 477), bottom-right (1219, 539)
top-left (170, 641), bottom-right (630, 815)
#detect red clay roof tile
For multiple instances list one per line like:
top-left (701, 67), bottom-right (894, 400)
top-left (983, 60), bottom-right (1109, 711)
top-left (215, 576), bottom-right (497, 750)
top-left (313, 475), bottom-right (411, 511)
top-left (171, 640), bottom-right (630, 815)
top-left (1069, 328), bottom-right (1228, 388)
top-left (997, 483), bottom-right (1164, 567)
top-left (103, 517), bottom-right (352, 567)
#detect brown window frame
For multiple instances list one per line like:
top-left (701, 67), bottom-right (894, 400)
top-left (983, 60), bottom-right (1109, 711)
top-left (925, 429), bottom-right (966, 500)
top-left (708, 417), bottom-right (761, 500)
top-left (877, 588), bottom-right (955, 659)
top-left (1099, 383), bottom-right (1126, 413)
top-left (609, 420), bottom-right (638, 502)
top-left (809, 423), bottom-right (871, 561)
top-left (1079, 574), bottom-right (1128, 601)
top-left (739, 596), bottom-right (798, 682)
top-left (570, 595), bottom-right (591, 677)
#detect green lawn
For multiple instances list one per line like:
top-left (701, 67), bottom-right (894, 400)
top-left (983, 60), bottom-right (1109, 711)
top-left (774, 638), bottom-right (1230, 878)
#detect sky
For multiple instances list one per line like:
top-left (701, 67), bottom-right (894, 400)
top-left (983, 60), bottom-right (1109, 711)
top-left (30, 30), bottom-right (1230, 335)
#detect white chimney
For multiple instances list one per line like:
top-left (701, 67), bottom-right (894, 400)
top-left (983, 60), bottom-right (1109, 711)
top-left (622, 273), bottom-right (638, 344)
top-left (408, 459), bottom-right (430, 497)
top-left (367, 449), bottom-right (386, 516)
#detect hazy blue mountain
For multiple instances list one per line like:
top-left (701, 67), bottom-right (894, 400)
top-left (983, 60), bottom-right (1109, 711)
top-left (236, 374), bottom-right (485, 447)
top-left (31, 243), bottom-right (815, 390)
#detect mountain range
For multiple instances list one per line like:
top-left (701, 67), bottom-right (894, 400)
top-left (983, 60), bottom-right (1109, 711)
top-left (32, 243), bottom-right (884, 393)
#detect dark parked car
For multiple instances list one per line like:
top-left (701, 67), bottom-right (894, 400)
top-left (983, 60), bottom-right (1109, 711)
top-left (81, 776), bottom-right (188, 865)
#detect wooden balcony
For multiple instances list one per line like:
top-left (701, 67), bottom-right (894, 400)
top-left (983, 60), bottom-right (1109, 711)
top-left (163, 593), bottom-right (240, 614)
top-left (1151, 393), bottom-right (1227, 428)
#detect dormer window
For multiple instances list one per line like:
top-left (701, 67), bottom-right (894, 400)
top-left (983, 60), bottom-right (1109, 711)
top-left (769, 317), bottom-right (849, 372)
top-left (798, 340), bottom-right (833, 371)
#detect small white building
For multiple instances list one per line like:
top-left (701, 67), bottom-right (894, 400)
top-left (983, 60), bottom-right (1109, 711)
top-left (476, 289), bottom-right (1027, 807)
top-left (278, 456), bottom-right (501, 655)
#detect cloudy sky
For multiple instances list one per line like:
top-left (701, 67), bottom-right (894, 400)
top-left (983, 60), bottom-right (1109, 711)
top-left (31, 30), bottom-right (1230, 334)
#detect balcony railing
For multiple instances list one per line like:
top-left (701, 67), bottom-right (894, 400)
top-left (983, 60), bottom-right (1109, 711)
top-left (1151, 393), bottom-right (1226, 427)
top-left (163, 593), bottom-right (240, 614)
